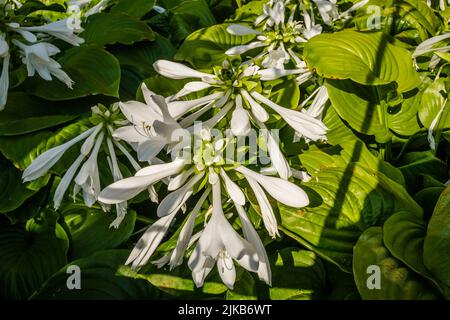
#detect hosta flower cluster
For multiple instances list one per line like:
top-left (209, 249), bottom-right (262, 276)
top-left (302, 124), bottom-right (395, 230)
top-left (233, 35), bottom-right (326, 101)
top-left (1, 0), bottom-right (449, 301)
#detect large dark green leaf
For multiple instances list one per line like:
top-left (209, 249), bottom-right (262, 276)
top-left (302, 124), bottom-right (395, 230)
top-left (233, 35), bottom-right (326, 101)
top-left (32, 250), bottom-right (161, 299)
top-left (62, 204), bottom-right (136, 260)
top-left (353, 227), bottom-right (440, 299)
top-left (269, 248), bottom-right (326, 300)
top-left (0, 92), bottom-right (86, 136)
top-left (424, 185), bottom-right (450, 298)
top-left (175, 23), bottom-right (256, 70)
top-left (0, 211), bottom-right (69, 299)
top-left (326, 79), bottom-right (421, 142)
top-left (0, 160), bottom-right (37, 214)
top-left (304, 31), bottom-right (421, 92)
top-left (25, 45), bottom-right (121, 100)
top-left (110, 0), bottom-right (156, 18)
top-left (82, 13), bottom-right (155, 46)
top-left (280, 145), bottom-right (421, 272)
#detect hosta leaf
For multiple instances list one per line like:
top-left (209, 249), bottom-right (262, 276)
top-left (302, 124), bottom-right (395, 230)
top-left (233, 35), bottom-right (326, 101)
top-left (62, 204), bottom-right (136, 260)
top-left (304, 31), bottom-right (421, 92)
top-left (397, 151), bottom-right (448, 193)
top-left (0, 159), bottom-right (37, 214)
top-left (0, 211), bottom-right (69, 299)
top-left (168, 0), bottom-right (217, 43)
top-left (326, 79), bottom-right (421, 142)
top-left (280, 158), bottom-right (421, 272)
top-left (0, 119), bottom-right (91, 175)
top-left (419, 78), bottom-right (450, 129)
top-left (226, 269), bottom-right (257, 300)
top-left (32, 250), bottom-right (161, 299)
top-left (120, 263), bottom-right (228, 299)
top-left (175, 23), bottom-right (256, 70)
top-left (110, 0), bottom-right (156, 18)
top-left (0, 92), bottom-right (86, 136)
top-left (321, 104), bottom-right (358, 146)
top-left (353, 227), bottom-right (439, 299)
top-left (424, 185), bottom-right (450, 298)
top-left (269, 248), bottom-right (326, 300)
top-left (82, 13), bottom-right (155, 46)
top-left (25, 45), bottom-right (120, 100)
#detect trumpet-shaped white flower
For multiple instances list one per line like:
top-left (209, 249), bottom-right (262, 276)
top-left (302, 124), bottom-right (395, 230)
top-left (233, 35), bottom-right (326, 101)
top-left (225, 3), bottom-right (306, 67)
top-left (313, 0), bottom-right (368, 26)
top-left (104, 127), bottom-right (310, 287)
top-left (188, 179), bottom-right (259, 289)
top-left (113, 84), bottom-right (188, 162)
top-left (13, 40), bottom-right (74, 88)
top-left (20, 19), bottom-right (84, 46)
top-left (154, 59), bottom-right (327, 143)
top-left (0, 34), bottom-right (10, 110)
top-left (22, 104), bottom-right (140, 227)
top-left (428, 98), bottom-right (448, 151)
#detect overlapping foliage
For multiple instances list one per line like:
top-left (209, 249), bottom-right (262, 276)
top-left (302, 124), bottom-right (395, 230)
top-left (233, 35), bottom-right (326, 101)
top-left (0, 0), bottom-right (449, 300)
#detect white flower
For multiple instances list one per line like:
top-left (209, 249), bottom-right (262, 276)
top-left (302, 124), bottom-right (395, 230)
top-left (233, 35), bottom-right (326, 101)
top-left (23, 105), bottom-right (139, 226)
top-left (105, 127), bottom-right (310, 287)
top-left (113, 84), bottom-right (187, 161)
top-left (85, 0), bottom-right (110, 17)
top-left (0, 34), bottom-right (10, 110)
top-left (301, 3), bottom-right (322, 39)
top-left (154, 59), bottom-right (325, 142)
top-left (413, 33), bottom-right (450, 58)
top-left (313, 0), bottom-right (368, 25)
top-left (251, 91), bottom-right (328, 142)
top-left (7, 23), bottom-right (37, 43)
top-left (13, 40), bottom-right (74, 88)
top-left (188, 178), bottom-right (259, 289)
top-left (19, 19), bottom-right (84, 46)
top-left (428, 98), bottom-right (447, 151)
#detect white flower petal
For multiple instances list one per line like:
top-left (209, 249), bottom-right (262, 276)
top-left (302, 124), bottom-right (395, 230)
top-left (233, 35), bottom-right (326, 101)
top-left (225, 41), bottom-right (266, 56)
top-left (0, 54), bottom-right (10, 110)
top-left (168, 92), bottom-right (224, 119)
top-left (99, 159), bottom-right (185, 204)
top-left (53, 153), bottom-right (85, 209)
top-left (22, 126), bottom-right (96, 182)
top-left (173, 81), bottom-right (212, 100)
top-left (126, 210), bottom-right (177, 270)
top-left (154, 60), bottom-right (214, 79)
top-left (219, 168), bottom-right (246, 206)
top-left (245, 176), bottom-right (279, 238)
top-left (241, 89), bottom-right (269, 122)
top-left (226, 24), bottom-right (261, 36)
top-left (168, 167), bottom-right (195, 191)
top-left (235, 204), bottom-right (271, 285)
top-left (217, 254), bottom-right (236, 289)
top-left (157, 172), bottom-right (204, 217)
top-left (231, 106), bottom-right (251, 137)
top-left (235, 165), bottom-right (309, 208)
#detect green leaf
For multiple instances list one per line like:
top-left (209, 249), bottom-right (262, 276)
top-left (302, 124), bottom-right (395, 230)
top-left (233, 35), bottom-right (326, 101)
top-left (226, 269), bottom-right (257, 300)
top-left (353, 227), bottom-right (439, 299)
top-left (82, 13), bottom-right (155, 46)
top-left (112, 33), bottom-right (176, 79)
top-left (25, 45), bottom-right (121, 100)
top-left (419, 78), bottom-right (450, 129)
top-left (175, 23), bottom-right (256, 70)
top-left (110, 0), bottom-right (156, 18)
top-left (32, 250), bottom-right (161, 299)
top-left (383, 211), bottom-right (433, 280)
top-left (269, 248), bottom-right (326, 300)
top-left (321, 104), bottom-right (358, 146)
top-left (280, 158), bottom-right (421, 272)
top-left (0, 211), bottom-right (69, 299)
top-left (397, 151), bottom-right (448, 193)
top-left (0, 160), bottom-right (37, 214)
top-left (424, 185), bottom-right (450, 298)
top-left (62, 204), bottom-right (136, 260)
top-left (326, 79), bottom-right (421, 142)
top-left (304, 31), bottom-right (421, 92)
top-left (0, 92), bottom-right (87, 136)
top-left (169, 0), bottom-right (217, 43)
top-left (0, 119), bottom-right (91, 175)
